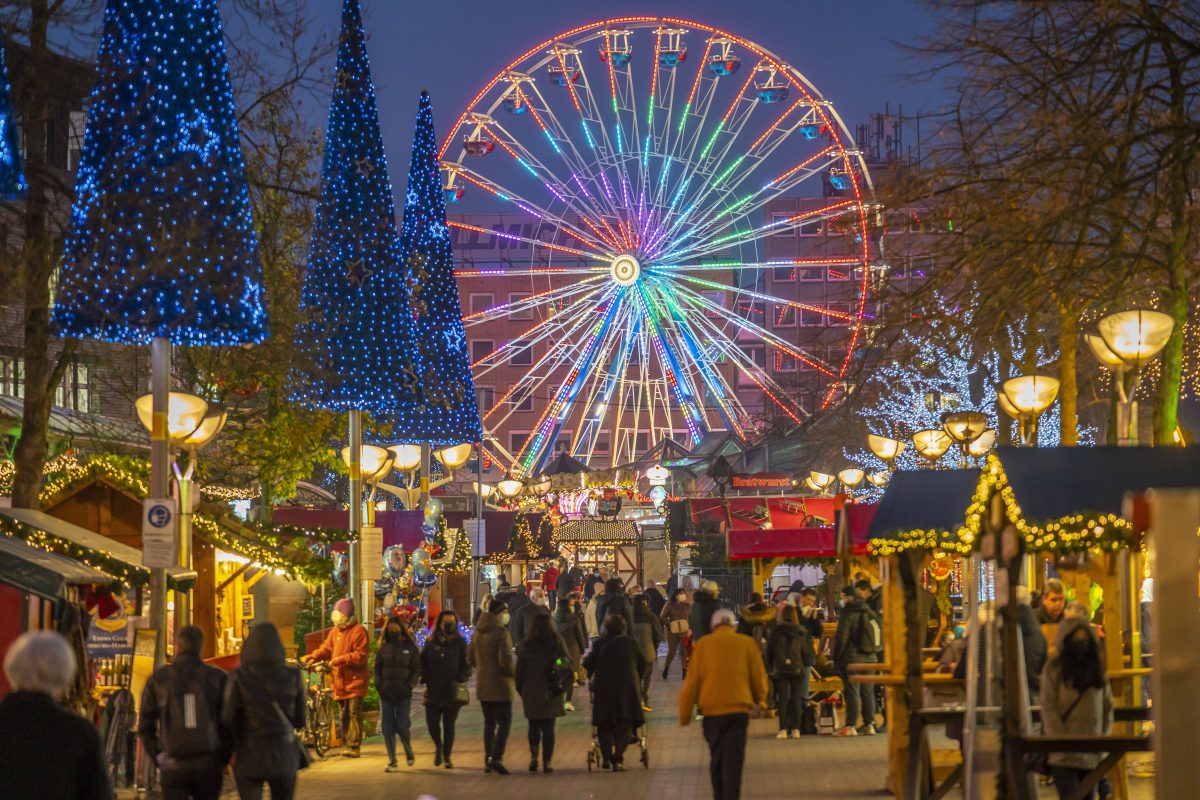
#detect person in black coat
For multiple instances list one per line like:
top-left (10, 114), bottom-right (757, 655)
top-left (689, 581), bottom-right (722, 641)
top-left (375, 617), bottom-right (421, 770)
top-left (420, 610), bottom-right (471, 768)
top-left (557, 563), bottom-right (585, 605)
top-left (583, 615), bottom-right (647, 771)
top-left (516, 613), bottom-right (571, 772)
top-left (597, 577), bottom-right (635, 634)
top-left (139, 626), bottom-right (230, 799)
top-left (644, 581), bottom-right (667, 617)
top-left (554, 592), bottom-right (588, 710)
top-left (221, 623), bottom-right (305, 800)
top-left (0, 631), bottom-right (113, 800)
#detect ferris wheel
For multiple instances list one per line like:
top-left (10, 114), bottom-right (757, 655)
top-left (442, 16), bottom-right (876, 477)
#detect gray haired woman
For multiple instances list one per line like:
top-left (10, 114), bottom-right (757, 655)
top-left (0, 631), bottom-right (113, 799)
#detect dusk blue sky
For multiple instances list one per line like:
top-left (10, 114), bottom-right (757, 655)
top-left (322, 1), bottom-right (949, 176)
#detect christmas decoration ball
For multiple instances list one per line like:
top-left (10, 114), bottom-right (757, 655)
top-left (423, 497), bottom-right (443, 527)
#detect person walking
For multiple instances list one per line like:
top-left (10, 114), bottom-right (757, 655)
top-left (766, 606), bottom-right (814, 739)
top-left (302, 597), bottom-right (368, 756)
top-left (661, 587), bottom-right (692, 680)
top-left (511, 587), bottom-right (551, 649)
top-left (421, 610), bottom-right (471, 769)
top-left (375, 616), bottom-right (421, 771)
top-left (557, 560), bottom-right (584, 607)
top-left (678, 609), bottom-right (769, 800)
top-left (598, 577), bottom-right (635, 633)
top-left (221, 624), bottom-right (305, 800)
top-left (0, 631), bottom-right (113, 800)
top-left (689, 581), bottom-right (722, 641)
top-left (516, 613), bottom-right (571, 773)
top-left (833, 585), bottom-right (879, 735)
top-left (138, 626), bottom-right (229, 799)
top-left (632, 595), bottom-right (664, 711)
top-left (583, 615), bottom-right (647, 771)
top-left (584, 568), bottom-right (603, 599)
top-left (644, 580), bottom-right (667, 617)
top-left (584, 581), bottom-right (606, 642)
top-left (554, 590), bottom-right (588, 711)
top-left (1039, 618), bottom-right (1114, 800)
top-left (542, 562), bottom-right (560, 611)
top-left (470, 599), bottom-right (516, 774)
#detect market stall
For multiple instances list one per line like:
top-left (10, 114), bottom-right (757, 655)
top-left (553, 518), bottom-right (642, 586)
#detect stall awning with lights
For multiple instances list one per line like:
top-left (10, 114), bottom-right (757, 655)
top-left (0, 507), bottom-right (196, 587)
top-left (690, 497), bottom-right (839, 559)
top-left (554, 519), bottom-right (640, 544)
top-left (0, 533), bottom-right (114, 600)
top-left (866, 469), bottom-right (980, 555)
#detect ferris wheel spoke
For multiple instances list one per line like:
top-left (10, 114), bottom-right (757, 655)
top-left (569, 48), bottom-right (630, 211)
top-left (469, 285), bottom-right (610, 369)
top-left (464, 277), bottom-right (605, 328)
top-left (567, 299), bottom-right (639, 462)
top-left (632, 282), bottom-right (708, 445)
top-left (662, 197), bottom-right (858, 264)
top-left (670, 282), bottom-right (835, 376)
top-left (672, 273), bottom-right (856, 324)
top-left (656, 256), bottom-right (859, 272)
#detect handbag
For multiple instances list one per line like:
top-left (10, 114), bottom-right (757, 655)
top-left (453, 681), bottom-right (470, 706)
top-left (1024, 688), bottom-right (1086, 775)
top-left (669, 618), bottom-right (689, 635)
top-left (268, 698), bottom-right (311, 771)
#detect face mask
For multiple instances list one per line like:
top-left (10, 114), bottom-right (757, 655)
top-left (500, 612), bottom-right (511, 626)
top-left (839, 599), bottom-right (847, 608)
top-left (442, 622), bottom-right (457, 635)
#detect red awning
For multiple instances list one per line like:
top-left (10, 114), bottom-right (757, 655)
top-left (843, 503), bottom-right (879, 556)
top-left (727, 526), bottom-right (837, 559)
top-left (688, 497), bottom-right (839, 559)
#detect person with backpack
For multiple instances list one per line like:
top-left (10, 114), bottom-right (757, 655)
top-left (375, 616), bottom-right (421, 771)
top-left (221, 624), bottom-right (305, 800)
top-left (833, 585), bottom-right (881, 735)
top-left (516, 612), bottom-right (571, 773)
top-left (138, 626), bottom-right (230, 800)
top-left (766, 606), bottom-right (815, 739)
top-left (689, 581), bottom-right (722, 641)
top-left (302, 597), bottom-right (369, 757)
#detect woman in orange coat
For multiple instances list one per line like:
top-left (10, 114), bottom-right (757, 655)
top-left (304, 597), bottom-right (369, 757)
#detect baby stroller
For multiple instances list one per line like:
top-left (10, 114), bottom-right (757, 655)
top-left (585, 684), bottom-right (649, 771)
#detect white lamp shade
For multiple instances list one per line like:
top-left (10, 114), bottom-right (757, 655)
top-left (646, 464), bottom-right (669, 483)
top-left (136, 392), bottom-right (208, 442)
top-left (341, 445), bottom-right (392, 479)
top-left (1084, 333), bottom-right (1125, 368)
top-left (968, 429), bottom-right (997, 456)
top-left (837, 468), bottom-right (864, 488)
top-left (180, 407), bottom-right (227, 449)
top-left (388, 444), bottom-right (423, 471)
top-left (1002, 375), bottom-right (1060, 414)
top-left (941, 411), bottom-right (989, 443)
top-left (803, 476), bottom-right (821, 492)
top-left (1098, 309), bottom-right (1174, 365)
top-left (866, 471), bottom-right (889, 487)
top-left (809, 471), bottom-right (835, 490)
top-left (477, 483), bottom-right (495, 498)
top-left (996, 392), bottom-right (1019, 419)
top-left (912, 429), bottom-right (952, 460)
top-left (867, 434), bottom-right (906, 461)
top-left (434, 443), bottom-right (473, 470)
top-left (497, 477), bottom-right (525, 498)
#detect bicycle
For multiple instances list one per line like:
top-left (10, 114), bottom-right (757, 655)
top-left (290, 659), bottom-right (336, 758)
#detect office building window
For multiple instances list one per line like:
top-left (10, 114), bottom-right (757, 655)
top-left (772, 305), bottom-right (797, 328)
top-left (509, 431), bottom-right (529, 454)
top-left (469, 293), bottom-right (494, 315)
top-left (510, 340), bottom-right (533, 366)
top-left (475, 386), bottom-right (494, 412)
top-left (0, 355), bottom-right (23, 398)
top-left (509, 292), bottom-right (532, 321)
top-left (471, 340), bottom-right (493, 364)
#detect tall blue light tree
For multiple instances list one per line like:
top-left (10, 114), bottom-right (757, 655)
top-left (52, 0), bottom-right (267, 345)
top-left (385, 90), bottom-right (482, 446)
top-left (0, 31), bottom-right (26, 199)
top-left (289, 0), bottom-right (417, 412)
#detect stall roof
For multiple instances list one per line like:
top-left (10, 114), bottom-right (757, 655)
top-left (994, 446), bottom-right (1200, 521)
top-left (554, 519), bottom-right (640, 544)
top-left (0, 507), bottom-right (195, 585)
top-left (0, 534), bottom-right (113, 599)
top-left (866, 469), bottom-right (981, 540)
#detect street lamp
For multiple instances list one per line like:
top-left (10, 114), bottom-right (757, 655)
top-left (912, 429), bottom-right (953, 466)
top-left (837, 468), bottom-right (864, 497)
top-left (866, 471), bottom-right (889, 488)
top-left (942, 410), bottom-right (989, 465)
top-left (646, 464), bottom-right (669, 485)
top-left (1000, 375), bottom-right (1059, 446)
top-left (867, 434), bottom-right (907, 469)
top-left (135, 392), bottom-right (208, 442)
top-left (434, 443), bottom-right (473, 470)
top-left (497, 475), bottom-right (525, 500)
top-left (968, 429), bottom-right (998, 457)
top-left (1094, 309), bottom-right (1175, 445)
top-left (808, 471), bottom-right (835, 496)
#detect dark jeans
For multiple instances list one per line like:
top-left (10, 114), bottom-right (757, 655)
top-left (640, 659), bottom-right (654, 703)
top-left (664, 631), bottom-right (687, 673)
top-left (527, 717), bottom-right (556, 763)
top-left (837, 664), bottom-right (875, 728)
top-left (380, 698), bottom-right (412, 764)
top-left (1050, 766), bottom-right (1095, 800)
top-left (596, 720), bottom-right (632, 765)
top-left (338, 696), bottom-right (363, 750)
top-left (774, 672), bottom-right (808, 732)
top-left (547, 592), bottom-right (557, 611)
top-left (233, 771), bottom-right (296, 800)
top-left (702, 713), bottom-right (749, 800)
top-left (161, 756), bottom-right (223, 800)
top-left (425, 703), bottom-right (461, 759)
top-left (481, 700), bottom-right (512, 764)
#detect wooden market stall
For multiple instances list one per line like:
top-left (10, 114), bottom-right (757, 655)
top-left (553, 519), bottom-right (642, 587)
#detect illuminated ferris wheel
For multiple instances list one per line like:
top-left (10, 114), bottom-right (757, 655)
top-left (442, 16), bottom-right (875, 477)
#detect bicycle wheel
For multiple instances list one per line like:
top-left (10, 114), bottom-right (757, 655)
top-left (311, 696), bottom-right (334, 758)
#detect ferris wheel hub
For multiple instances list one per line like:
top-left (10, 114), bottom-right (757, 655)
top-left (609, 254), bottom-right (641, 286)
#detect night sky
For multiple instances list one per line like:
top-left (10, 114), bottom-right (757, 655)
top-left (313, 1), bottom-right (948, 178)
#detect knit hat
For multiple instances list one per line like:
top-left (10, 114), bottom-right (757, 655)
top-left (841, 585), bottom-right (856, 597)
top-left (488, 599), bottom-right (509, 614)
top-left (334, 597), bottom-right (355, 618)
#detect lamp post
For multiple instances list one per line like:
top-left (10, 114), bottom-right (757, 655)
top-left (865, 471), bottom-right (889, 489)
top-left (912, 429), bottom-right (953, 466)
top-left (837, 467), bottom-right (865, 498)
top-left (341, 444), bottom-right (394, 616)
top-left (174, 405), bottom-right (226, 626)
top-left (808, 471), bottom-right (835, 496)
top-left (1000, 375), bottom-right (1059, 446)
top-left (942, 410), bottom-right (989, 465)
top-left (135, 390), bottom-right (209, 661)
top-left (1093, 309), bottom-right (1175, 445)
top-left (867, 434), bottom-right (907, 470)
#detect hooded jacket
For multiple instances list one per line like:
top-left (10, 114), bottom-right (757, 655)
top-left (515, 631), bottom-right (570, 720)
top-left (554, 602), bottom-right (588, 667)
top-left (469, 612), bottom-right (516, 702)
top-left (736, 602), bottom-right (777, 641)
top-left (833, 597), bottom-right (877, 665)
top-left (421, 627), bottom-right (471, 706)
top-left (222, 625), bottom-right (305, 779)
top-left (631, 603), bottom-right (664, 663)
top-left (374, 629), bottom-right (421, 703)
top-left (765, 621), bottom-right (814, 677)
top-left (308, 617), bottom-right (369, 699)
top-left (1039, 618), bottom-right (1114, 770)
top-left (138, 650), bottom-right (230, 765)
top-left (689, 589), bottom-right (722, 640)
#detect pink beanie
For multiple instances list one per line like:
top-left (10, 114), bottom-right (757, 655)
top-left (334, 597), bottom-right (355, 618)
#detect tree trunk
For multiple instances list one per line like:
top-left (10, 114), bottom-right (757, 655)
top-left (1056, 303), bottom-right (1078, 446)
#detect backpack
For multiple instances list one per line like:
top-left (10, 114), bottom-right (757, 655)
top-left (771, 632), bottom-right (804, 678)
top-left (853, 610), bottom-right (882, 655)
top-left (162, 666), bottom-right (219, 759)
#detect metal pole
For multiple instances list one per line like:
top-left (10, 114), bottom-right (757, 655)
top-left (149, 337), bottom-right (170, 667)
top-left (471, 441), bottom-right (483, 621)
top-left (176, 460), bottom-right (194, 626)
top-left (348, 409), bottom-right (362, 611)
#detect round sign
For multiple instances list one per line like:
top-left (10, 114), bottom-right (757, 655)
top-left (147, 504), bottom-right (172, 528)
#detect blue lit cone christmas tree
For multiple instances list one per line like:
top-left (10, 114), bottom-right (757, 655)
top-left (52, 0), bottom-right (267, 345)
top-left (290, 0), bottom-right (417, 412)
top-left (386, 90), bottom-right (483, 446)
top-left (0, 31), bottom-right (26, 199)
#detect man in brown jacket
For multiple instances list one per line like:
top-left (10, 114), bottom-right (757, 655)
top-left (469, 599), bottom-right (516, 774)
top-left (305, 597), bottom-right (369, 756)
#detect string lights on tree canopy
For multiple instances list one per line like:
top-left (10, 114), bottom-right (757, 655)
top-left (0, 31), bottom-right (26, 199)
top-left (52, 0), bottom-right (267, 345)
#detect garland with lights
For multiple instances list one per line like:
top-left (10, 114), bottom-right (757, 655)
top-left (52, 0), bottom-right (267, 346)
top-left (506, 513), bottom-right (536, 559)
top-left (430, 515), bottom-right (471, 575)
top-left (1, 516), bottom-right (150, 587)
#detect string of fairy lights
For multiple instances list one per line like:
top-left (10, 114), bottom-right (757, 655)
top-left (0, 29), bottom-right (26, 199)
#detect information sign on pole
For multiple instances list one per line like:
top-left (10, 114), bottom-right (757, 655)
top-left (141, 498), bottom-right (177, 568)
top-left (359, 526), bottom-right (383, 581)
